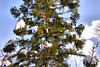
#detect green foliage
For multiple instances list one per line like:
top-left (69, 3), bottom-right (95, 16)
top-left (3, 40), bottom-right (16, 53)
top-left (23, 0), bottom-right (31, 3)
top-left (75, 24), bottom-right (85, 37)
top-left (83, 59), bottom-right (98, 67)
top-left (3, 0), bottom-right (85, 67)
top-left (73, 34), bottom-right (76, 41)
top-left (13, 26), bottom-right (27, 36)
top-left (17, 52), bottom-right (26, 60)
top-left (10, 6), bottom-right (21, 18)
top-left (50, 44), bottom-right (57, 56)
top-left (75, 39), bottom-right (84, 49)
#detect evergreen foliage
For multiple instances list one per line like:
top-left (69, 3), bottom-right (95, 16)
top-left (3, 0), bottom-right (85, 66)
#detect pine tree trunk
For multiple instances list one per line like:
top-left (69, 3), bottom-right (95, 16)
top-left (45, 61), bottom-right (48, 67)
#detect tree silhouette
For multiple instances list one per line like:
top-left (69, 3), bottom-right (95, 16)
top-left (83, 43), bottom-right (99, 67)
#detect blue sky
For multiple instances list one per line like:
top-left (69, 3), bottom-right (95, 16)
top-left (78, 0), bottom-right (100, 25)
top-left (0, 0), bottom-right (23, 48)
top-left (0, 0), bottom-right (100, 66)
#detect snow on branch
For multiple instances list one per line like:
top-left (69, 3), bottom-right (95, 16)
top-left (14, 20), bottom-right (26, 30)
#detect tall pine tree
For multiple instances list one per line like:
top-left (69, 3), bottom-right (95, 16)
top-left (3, 0), bottom-right (85, 67)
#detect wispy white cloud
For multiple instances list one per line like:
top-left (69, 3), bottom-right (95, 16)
top-left (80, 20), bottom-right (100, 67)
top-left (81, 20), bottom-right (100, 39)
top-left (81, 25), bottom-right (94, 39)
top-left (68, 55), bottom-right (84, 67)
top-left (68, 40), bottom-right (94, 67)
top-left (68, 19), bottom-right (100, 67)
top-left (82, 40), bottom-right (94, 55)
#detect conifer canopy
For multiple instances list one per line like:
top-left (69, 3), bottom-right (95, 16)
top-left (3, 0), bottom-right (85, 67)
